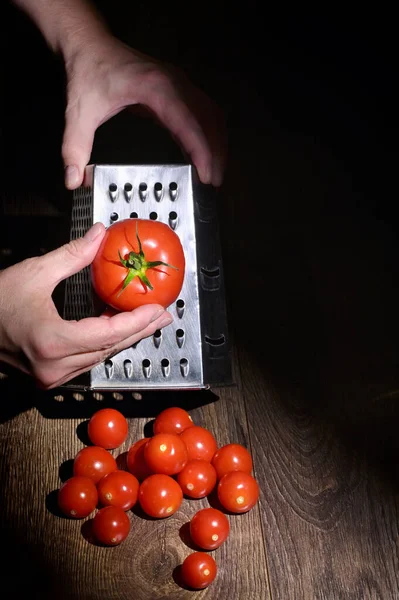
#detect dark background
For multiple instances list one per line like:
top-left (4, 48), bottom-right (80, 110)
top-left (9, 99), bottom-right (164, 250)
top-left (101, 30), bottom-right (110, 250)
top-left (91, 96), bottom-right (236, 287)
top-left (1, 1), bottom-right (398, 407)
top-left (1, 4), bottom-right (399, 598)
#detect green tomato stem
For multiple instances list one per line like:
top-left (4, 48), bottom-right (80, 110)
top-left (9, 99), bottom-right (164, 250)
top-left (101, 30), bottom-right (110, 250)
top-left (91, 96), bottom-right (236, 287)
top-left (116, 223), bottom-right (178, 297)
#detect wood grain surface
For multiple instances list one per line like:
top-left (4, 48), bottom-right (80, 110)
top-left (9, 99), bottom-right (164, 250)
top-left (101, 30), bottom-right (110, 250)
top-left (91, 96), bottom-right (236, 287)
top-left (0, 364), bottom-right (270, 600)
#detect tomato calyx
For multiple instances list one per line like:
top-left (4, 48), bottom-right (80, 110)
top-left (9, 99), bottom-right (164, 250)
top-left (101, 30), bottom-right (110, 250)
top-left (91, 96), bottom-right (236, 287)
top-left (117, 224), bottom-right (178, 295)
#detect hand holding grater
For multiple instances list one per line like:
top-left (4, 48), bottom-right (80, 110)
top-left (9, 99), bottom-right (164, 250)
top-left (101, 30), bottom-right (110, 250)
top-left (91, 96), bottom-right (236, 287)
top-left (62, 164), bottom-right (232, 392)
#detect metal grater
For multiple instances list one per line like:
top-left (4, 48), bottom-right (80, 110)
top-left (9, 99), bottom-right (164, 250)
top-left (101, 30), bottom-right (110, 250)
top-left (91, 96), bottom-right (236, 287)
top-left (62, 164), bottom-right (232, 391)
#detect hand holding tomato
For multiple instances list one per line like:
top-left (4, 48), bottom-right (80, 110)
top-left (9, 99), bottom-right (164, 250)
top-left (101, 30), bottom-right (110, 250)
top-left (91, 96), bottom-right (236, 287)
top-left (0, 222), bottom-right (173, 388)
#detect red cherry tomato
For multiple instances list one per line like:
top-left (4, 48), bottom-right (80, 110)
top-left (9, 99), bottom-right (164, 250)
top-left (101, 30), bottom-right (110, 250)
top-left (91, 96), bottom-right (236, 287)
top-left (217, 471), bottom-right (259, 513)
top-left (211, 443), bottom-right (253, 480)
top-left (58, 476), bottom-right (98, 519)
top-left (144, 433), bottom-right (188, 475)
top-left (179, 426), bottom-right (217, 462)
top-left (139, 474), bottom-right (183, 518)
top-left (189, 507), bottom-right (230, 550)
top-left (92, 506), bottom-right (131, 546)
top-left (181, 552), bottom-right (217, 590)
top-left (91, 218), bottom-right (185, 311)
top-left (126, 438), bottom-right (154, 481)
top-left (73, 446), bottom-right (117, 484)
top-left (153, 407), bottom-right (194, 435)
top-left (97, 471), bottom-right (139, 511)
top-left (87, 408), bottom-right (128, 449)
top-left (177, 459), bottom-right (217, 498)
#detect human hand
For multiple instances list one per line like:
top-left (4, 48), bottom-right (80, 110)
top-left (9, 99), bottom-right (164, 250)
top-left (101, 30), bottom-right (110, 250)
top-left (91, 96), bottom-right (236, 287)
top-left (62, 34), bottom-right (227, 190)
top-left (0, 223), bottom-right (173, 389)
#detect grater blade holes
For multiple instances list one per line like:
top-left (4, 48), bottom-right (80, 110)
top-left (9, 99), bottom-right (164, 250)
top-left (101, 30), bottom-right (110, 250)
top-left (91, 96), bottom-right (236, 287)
top-left (124, 182), bottom-right (133, 202)
top-left (200, 265), bottom-right (220, 290)
top-left (130, 212), bottom-right (138, 219)
top-left (205, 334), bottom-right (226, 346)
top-left (105, 359), bottom-right (114, 378)
top-left (109, 183), bottom-right (118, 201)
top-left (132, 392), bottom-right (143, 400)
top-left (176, 299), bottom-right (185, 318)
top-left (54, 394), bottom-right (64, 402)
top-left (168, 211), bottom-right (178, 230)
top-left (154, 182), bottom-right (163, 201)
top-left (73, 392), bottom-right (85, 401)
top-left (139, 182), bottom-right (148, 201)
top-left (93, 392), bottom-right (104, 401)
top-left (153, 330), bottom-right (162, 348)
top-left (176, 328), bottom-right (185, 348)
top-left (113, 392), bottom-right (124, 400)
top-left (149, 211), bottom-right (158, 220)
top-left (180, 358), bottom-right (189, 377)
top-left (124, 359), bottom-right (133, 378)
top-left (110, 212), bottom-right (119, 222)
top-left (169, 181), bottom-right (178, 200)
top-left (142, 358), bottom-right (151, 378)
top-left (161, 358), bottom-right (170, 377)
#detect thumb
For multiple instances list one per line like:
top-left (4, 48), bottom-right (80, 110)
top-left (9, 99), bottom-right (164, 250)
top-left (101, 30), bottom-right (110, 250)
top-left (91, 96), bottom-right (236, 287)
top-left (39, 223), bottom-right (106, 289)
top-left (62, 103), bottom-right (96, 190)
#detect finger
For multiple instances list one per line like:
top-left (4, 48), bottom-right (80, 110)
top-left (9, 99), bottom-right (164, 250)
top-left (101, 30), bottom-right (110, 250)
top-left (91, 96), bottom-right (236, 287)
top-left (44, 311), bottom-right (174, 389)
top-left (182, 83), bottom-right (228, 187)
top-left (60, 304), bottom-right (172, 354)
top-left (62, 100), bottom-right (97, 190)
top-left (136, 79), bottom-right (213, 185)
top-left (36, 223), bottom-right (106, 289)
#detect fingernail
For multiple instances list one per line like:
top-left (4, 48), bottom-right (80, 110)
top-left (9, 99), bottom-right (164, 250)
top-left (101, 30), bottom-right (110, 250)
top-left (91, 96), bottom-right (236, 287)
top-left (65, 165), bottom-right (80, 189)
top-left (84, 222), bottom-right (104, 242)
top-left (202, 167), bottom-right (212, 185)
top-left (150, 308), bottom-right (165, 323)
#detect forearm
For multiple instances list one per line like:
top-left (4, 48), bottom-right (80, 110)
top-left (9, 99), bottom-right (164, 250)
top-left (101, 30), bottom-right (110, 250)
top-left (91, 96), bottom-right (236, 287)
top-left (11, 0), bottom-right (110, 61)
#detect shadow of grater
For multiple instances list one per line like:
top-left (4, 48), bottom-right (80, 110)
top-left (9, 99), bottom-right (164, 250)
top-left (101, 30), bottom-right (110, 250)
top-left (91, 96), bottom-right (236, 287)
top-left (62, 164), bottom-right (232, 392)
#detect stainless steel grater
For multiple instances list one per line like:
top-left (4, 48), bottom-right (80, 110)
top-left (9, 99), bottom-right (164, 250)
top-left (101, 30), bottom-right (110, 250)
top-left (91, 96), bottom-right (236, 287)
top-left (62, 164), bottom-right (232, 391)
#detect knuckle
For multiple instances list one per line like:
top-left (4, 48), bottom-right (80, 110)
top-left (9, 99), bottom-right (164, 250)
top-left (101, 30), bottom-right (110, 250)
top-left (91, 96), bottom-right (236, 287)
top-left (103, 323), bottom-right (121, 348)
top-left (141, 67), bottom-right (173, 92)
top-left (63, 239), bottom-right (83, 261)
top-left (30, 333), bottom-right (60, 362)
top-left (32, 366), bottom-right (57, 389)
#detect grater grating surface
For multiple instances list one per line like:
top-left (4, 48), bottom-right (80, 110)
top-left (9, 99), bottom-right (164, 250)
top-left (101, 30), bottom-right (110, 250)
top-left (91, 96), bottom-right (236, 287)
top-left (62, 164), bottom-right (231, 391)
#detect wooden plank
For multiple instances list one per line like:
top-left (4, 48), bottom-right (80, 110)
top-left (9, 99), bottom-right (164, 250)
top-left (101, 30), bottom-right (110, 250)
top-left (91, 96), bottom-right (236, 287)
top-left (238, 347), bottom-right (399, 600)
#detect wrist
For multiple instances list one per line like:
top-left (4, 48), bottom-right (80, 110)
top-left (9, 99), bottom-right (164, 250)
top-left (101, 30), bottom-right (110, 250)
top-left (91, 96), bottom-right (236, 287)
top-left (12, 0), bottom-right (111, 62)
top-left (59, 16), bottom-right (111, 66)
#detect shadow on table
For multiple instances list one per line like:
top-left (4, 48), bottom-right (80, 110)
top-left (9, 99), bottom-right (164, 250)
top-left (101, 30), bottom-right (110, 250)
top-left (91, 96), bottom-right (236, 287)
top-left (0, 366), bottom-right (224, 423)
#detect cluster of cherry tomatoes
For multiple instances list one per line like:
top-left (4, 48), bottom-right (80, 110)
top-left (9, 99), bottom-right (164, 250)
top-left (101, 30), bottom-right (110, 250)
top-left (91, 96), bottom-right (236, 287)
top-left (56, 406), bottom-right (259, 590)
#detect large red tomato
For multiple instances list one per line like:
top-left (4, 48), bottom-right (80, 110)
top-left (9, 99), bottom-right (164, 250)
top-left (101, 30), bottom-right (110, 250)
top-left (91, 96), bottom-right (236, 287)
top-left (91, 218), bottom-right (185, 311)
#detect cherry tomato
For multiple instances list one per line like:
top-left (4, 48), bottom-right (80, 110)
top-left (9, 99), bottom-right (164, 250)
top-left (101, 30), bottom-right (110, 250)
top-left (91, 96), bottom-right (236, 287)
top-left (217, 471), bottom-right (259, 513)
top-left (58, 476), bottom-right (98, 519)
top-left (211, 443), bottom-right (253, 480)
top-left (126, 438), bottom-right (154, 481)
top-left (87, 408), bottom-right (128, 449)
top-left (181, 552), bottom-right (217, 590)
top-left (91, 218), bottom-right (185, 311)
top-left (179, 426), bottom-right (217, 462)
top-left (177, 459), bottom-right (217, 498)
top-left (73, 446), bottom-right (117, 484)
top-left (92, 506), bottom-right (131, 546)
top-left (189, 507), bottom-right (230, 550)
top-left (97, 471), bottom-right (139, 511)
top-left (144, 433), bottom-right (188, 475)
top-left (153, 407), bottom-right (193, 435)
top-left (139, 474), bottom-right (183, 518)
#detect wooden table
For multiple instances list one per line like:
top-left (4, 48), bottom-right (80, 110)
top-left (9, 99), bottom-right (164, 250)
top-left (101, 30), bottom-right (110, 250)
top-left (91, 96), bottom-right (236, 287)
top-left (2, 4), bottom-right (399, 599)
